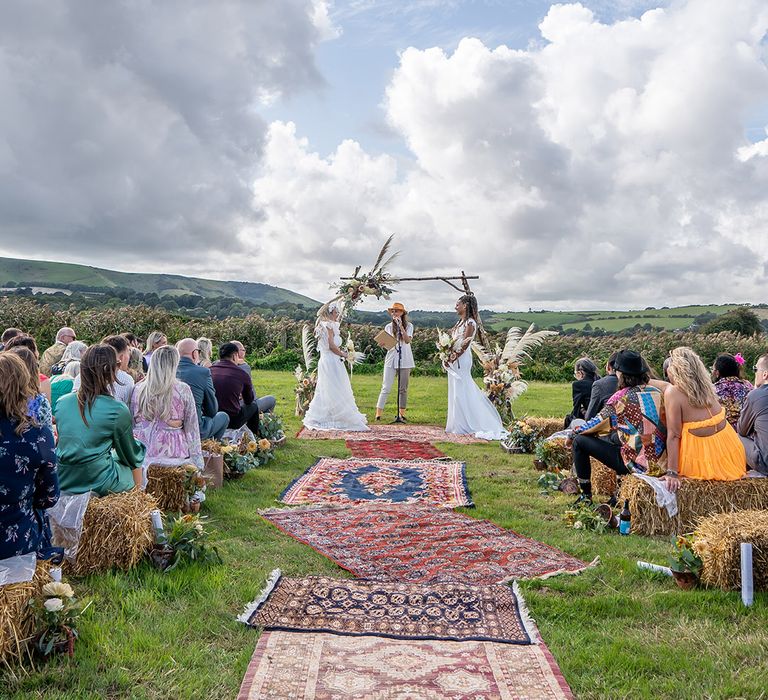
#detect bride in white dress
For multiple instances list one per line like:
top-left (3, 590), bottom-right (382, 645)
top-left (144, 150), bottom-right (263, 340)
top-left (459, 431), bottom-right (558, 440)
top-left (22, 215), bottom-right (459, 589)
top-left (445, 295), bottom-right (508, 440)
top-left (303, 303), bottom-right (369, 432)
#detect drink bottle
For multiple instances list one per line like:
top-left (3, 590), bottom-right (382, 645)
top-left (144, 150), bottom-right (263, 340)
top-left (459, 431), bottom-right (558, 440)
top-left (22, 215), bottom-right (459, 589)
top-left (619, 499), bottom-right (631, 536)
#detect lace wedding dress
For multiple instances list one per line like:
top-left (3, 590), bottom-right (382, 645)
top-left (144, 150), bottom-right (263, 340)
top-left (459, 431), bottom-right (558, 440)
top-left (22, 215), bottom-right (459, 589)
top-left (303, 321), bottom-right (369, 431)
top-left (446, 318), bottom-right (508, 440)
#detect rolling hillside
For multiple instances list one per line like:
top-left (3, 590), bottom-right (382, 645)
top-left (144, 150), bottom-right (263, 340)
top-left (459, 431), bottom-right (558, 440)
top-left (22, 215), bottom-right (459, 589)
top-left (0, 257), bottom-right (317, 307)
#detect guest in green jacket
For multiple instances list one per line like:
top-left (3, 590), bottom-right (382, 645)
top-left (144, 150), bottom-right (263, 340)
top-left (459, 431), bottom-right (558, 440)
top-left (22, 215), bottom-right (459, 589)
top-left (54, 344), bottom-right (145, 496)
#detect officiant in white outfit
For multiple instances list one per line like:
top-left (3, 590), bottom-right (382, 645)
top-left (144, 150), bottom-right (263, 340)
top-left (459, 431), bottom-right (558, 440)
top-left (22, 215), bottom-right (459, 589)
top-left (375, 302), bottom-right (414, 422)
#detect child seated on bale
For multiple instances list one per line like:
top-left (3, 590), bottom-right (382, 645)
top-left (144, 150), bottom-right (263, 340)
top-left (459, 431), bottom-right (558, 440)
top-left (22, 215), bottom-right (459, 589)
top-left (54, 344), bottom-right (145, 496)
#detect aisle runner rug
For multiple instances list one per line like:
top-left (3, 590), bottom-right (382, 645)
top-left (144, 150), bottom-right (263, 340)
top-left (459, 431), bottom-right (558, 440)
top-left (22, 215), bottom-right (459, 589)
top-left (237, 631), bottom-right (574, 700)
top-left (261, 504), bottom-right (594, 583)
top-left (241, 574), bottom-right (531, 644)
top-left (297, 424), bottom-right (489, 444)
top-left (346, 439), bottom-right (446, 460)
top-left (280, 457), bottom-right (472, 508)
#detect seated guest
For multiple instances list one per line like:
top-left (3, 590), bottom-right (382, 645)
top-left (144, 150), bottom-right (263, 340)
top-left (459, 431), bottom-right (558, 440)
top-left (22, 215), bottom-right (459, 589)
top-left (737, 354), bottom-right (768, 475)
top-left (211, 342), bottom-right (262, 434)
top-left (131, 346), bottom-right (203, 476)
top-left (49, 340), bottom-right (88, 376)
top-left (663, 347), bottom-right (746, 491)
top-left (126, 347), bottom-right (145, 383)
top-left (4, 334), bottom-right (50, 393)
top-left (0, 353), bottom-right (59, 560)
top-left (567, 350), bottom-right (667, 503)
top-left (122, 332), bottom-right (141, 349)
top-left (39, 327), bottom-right (77, 375)
top-left (0, 327), bottom-right (22, 351)
top-left (196, 337), bottom-right (213, 368)
top-left (54, 344), bottom-right (145, 495)
top-left (564, 357), bottom-right (599, 427)
top-left (712, 353), bottom-right (752, 428)
top-left (72, 335), bottom-right (135, 404)
top-left (50, 360), bottom-right (81, 412)
top-left (231, 340), bottom-right (252, 374)
top-left (176, 338), bottom-right (229, 440)
top-left (143, 331), bottom-right (167, 372)
top-left (231, 339), bottom-right (276, 414)
top-left (585, 352), bottom-right (619, 420)
top-left (8, 346), bottom-right (53, 431)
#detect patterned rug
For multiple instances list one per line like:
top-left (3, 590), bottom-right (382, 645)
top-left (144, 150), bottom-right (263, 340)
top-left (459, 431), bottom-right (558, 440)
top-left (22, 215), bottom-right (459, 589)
top-left (237, 631), bottom-right (574, 699)
top-left (280, 457), bottom-right (472, 508)
top-left (347, 439), bottom-right (447, 460)
top-left (297, 424), bottom-right (490, 444)
top-left (261, 504), bottom-right (594, 584)
top-left (242, 574), bottom-right (531, 644)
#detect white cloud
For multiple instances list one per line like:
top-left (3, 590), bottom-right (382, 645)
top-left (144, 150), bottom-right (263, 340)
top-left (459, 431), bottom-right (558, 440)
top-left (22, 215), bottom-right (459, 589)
top-left (251, 0), bottom-right (768, 310)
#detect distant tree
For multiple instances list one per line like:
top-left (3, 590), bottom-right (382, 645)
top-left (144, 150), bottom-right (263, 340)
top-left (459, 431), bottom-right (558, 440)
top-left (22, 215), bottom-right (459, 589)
top-left (700, 307), bottom-right (763, 336)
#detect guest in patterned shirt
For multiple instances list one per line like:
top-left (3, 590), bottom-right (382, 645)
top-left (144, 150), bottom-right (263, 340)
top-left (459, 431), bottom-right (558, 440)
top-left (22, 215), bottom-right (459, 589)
top-left (566, 350), bottom-right (667, 503)
top-left (0, 353), bottom-right (60, 560)
top-left (712, 353), bottom-right (752, 428)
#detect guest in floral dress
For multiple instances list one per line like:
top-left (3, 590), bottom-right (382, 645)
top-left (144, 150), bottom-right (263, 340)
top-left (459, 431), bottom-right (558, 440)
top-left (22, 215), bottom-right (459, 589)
top-left (7, 346), bottom-right (54, 432)
top-left (0, 353), bottom-right (60, 560)
top-left (131, 346), bottom-right (203, 480)
top-left (712, 353), bottom-right (753, 428)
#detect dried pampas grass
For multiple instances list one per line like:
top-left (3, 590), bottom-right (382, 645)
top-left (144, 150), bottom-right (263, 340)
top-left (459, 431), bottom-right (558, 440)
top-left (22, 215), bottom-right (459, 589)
top-left (67, 490), bottom-right (156, 577)
top-left (694, 510), bottom-right (768, 591)
top-left (146, 464), bottom-right (196, 512)
top-left (619, 475), bottom-right (768, 537)
top-left (0, 560), bottom-right (51, 666)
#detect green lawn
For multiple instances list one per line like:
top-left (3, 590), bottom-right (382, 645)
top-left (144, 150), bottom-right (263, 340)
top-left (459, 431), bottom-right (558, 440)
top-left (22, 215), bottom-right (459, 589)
top-left (6, 372), bottom-right (766, 699)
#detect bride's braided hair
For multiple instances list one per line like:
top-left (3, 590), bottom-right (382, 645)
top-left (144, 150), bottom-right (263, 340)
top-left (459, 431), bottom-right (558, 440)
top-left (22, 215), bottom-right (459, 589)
top-left (458, 294), bottom-right (479, 323)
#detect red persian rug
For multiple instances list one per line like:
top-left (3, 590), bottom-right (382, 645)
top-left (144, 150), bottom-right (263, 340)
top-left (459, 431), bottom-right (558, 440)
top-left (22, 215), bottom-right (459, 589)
top-left (280, 457), bottom-right (472, 508)
top-left (297, 424), bottom-right (490, 444)
top-left (260, 504), bottom-right (595, 584)
top-left (347, 439), bottom-right (447, 460)
top-left (238, 631), bottom-right (574, 699)
top-left (242, 573), bottom-right (531, 644)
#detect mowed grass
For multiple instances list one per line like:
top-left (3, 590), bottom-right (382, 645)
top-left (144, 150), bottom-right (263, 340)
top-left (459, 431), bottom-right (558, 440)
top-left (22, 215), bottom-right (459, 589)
top-left (6, 371), bottom-right (767, 699)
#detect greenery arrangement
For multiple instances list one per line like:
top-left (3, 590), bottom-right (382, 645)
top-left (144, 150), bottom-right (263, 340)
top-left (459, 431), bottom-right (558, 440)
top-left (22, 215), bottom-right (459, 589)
top-left (563, 504), bottom-right (612, 533)
top-left (504, 419), bottom-right (541, 453)
top-left (162, 514), bottom-right (222, 571)
top-left (258, 412), bottom-right (286, 446)
top-left (28, 582), bottom-right (89, 658)
top-left (535, 437), bottom-right (572, 472)
top-left (222, 434), bottom-right (274, 478)
top-left (668, 534), bottom-right (703, 575)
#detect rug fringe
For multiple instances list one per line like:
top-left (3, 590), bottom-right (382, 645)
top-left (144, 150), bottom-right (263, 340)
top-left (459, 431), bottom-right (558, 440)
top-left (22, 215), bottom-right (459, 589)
top-left (237, 568), bottom-right (282, 625)
top-left (512, 581), bottom-right (540, 644)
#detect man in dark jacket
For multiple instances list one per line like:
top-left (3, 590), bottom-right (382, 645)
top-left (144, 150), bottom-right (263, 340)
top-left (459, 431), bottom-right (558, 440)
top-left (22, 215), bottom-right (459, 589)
top-left (585, 352), bottom-right (620, 420)
top-left (210, 342), bottom-right (263, 434)
top-left (176, 338), bottom-right (229, 440)
top-left (737, 354), bottom-right (768, 475)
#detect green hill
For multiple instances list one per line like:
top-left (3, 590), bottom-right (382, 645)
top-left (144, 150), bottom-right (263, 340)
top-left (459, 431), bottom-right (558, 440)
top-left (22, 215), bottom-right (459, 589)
top-left (0, 257), bottom-right (318, 307)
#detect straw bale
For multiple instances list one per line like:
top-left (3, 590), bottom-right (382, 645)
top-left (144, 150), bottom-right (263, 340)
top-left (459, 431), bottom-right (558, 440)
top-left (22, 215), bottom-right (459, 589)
top-left (146, 464), bottom-right (196, 512)
top-left (0, 560), bottom-right (51, 665)
top-left (694, 510), bottom-right (768, 591)
top-left (67, 490), bottom-right (156, 576)
top-left (619, 474), bottom-right (768, 537)
top-left (590, 458), bottom-right (618, 497)
top-left (523, 417), bottom-right (563, 439)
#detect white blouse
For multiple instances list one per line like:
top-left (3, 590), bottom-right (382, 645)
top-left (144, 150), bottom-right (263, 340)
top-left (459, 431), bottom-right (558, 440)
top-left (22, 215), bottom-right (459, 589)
top-left (383, 322), bottom-right (415, 369)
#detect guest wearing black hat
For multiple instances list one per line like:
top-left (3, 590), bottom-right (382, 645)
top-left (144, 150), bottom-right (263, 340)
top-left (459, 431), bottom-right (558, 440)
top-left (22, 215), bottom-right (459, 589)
top-left (566, 350), bottom-right (668, 504)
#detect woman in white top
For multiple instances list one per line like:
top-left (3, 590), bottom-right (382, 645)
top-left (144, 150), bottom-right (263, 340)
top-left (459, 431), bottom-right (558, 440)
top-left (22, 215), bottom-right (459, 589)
top-left (445, 294), bottom-right (507, 440)
top-left (375, 302), bottom-right (415, 422)
top-left (303, 303), bottom-right (369, 432)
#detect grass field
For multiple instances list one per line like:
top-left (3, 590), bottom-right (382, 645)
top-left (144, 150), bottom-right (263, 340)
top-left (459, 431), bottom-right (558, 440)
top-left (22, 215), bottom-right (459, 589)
top-left (5, 372), bottom-right (767, 699)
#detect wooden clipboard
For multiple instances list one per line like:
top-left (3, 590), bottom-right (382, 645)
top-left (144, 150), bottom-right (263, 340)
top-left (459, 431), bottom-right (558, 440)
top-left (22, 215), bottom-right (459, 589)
top-left (374, 330), bottom-right (397, 350)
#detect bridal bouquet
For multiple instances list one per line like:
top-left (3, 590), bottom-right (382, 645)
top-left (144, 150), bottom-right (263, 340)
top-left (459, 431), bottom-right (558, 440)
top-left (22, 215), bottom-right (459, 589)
top-left (345, 334), bottom-right (366, 373)
top-left (435, 330), bottom-right (460, 370)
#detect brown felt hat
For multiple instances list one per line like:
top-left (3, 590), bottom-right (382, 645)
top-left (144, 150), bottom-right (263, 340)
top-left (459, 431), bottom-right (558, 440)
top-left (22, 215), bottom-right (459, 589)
top-left (387, 302), bottom-right (407, 313)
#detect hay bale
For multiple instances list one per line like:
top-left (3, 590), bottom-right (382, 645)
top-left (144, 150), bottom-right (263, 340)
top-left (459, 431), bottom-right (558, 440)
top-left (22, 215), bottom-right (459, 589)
top-left (523, 416), bottom-right (563, 438)
top-left (619, 475), bottom-right (768, 537)
top-left (0, 560), bottom-right (51, 665)
top-left (146, 464), bottom-right (197, 512)
top-left (590, 458), bottom-right (618, 497)
top-left (68, 490), bottom-right (156, 577)
top-left (694, 511), bottom-right (768, 591)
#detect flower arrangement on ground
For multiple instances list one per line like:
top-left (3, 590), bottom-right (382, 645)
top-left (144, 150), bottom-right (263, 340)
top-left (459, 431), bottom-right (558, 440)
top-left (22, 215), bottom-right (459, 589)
top-left (331, 235), bottom-right (399, 309)
top-left (222, 433), bottom-right (274, 478)
top-left (563, 504), bottom-right (612, 533)
top-left (668, 534), bottom-right (702, 575)
top-left (534, 437), bottom-right (572, 472)
top-left (28, 581), bottom-right (89, 658)
top-left (472, 324), bottom-right (558, 424)
top-left (162, 513), bottom-right (222, 571)
top-left (502, 419), bottom-right (541, 453)
top-left (294, 325), bottom-right (317, 417)
top-left (182, 465), bottom-right (207, 513)
top-left (258, 411), bottom-right (286, 446)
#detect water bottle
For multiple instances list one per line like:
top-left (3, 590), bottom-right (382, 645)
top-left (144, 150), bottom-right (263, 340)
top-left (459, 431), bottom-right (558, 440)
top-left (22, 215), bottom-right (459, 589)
top-left (619, 499), bottom-right (631, 536)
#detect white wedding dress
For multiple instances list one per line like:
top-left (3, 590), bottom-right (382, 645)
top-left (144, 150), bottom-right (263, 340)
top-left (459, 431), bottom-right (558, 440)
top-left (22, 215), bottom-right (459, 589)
top-left (303, 321), bottom-right (369, 432)
top-left (446, 318), bottom-right (508, 440)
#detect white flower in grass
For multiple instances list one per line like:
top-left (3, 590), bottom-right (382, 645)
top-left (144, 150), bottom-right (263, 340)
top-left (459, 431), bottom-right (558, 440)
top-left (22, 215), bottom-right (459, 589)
top-left (44, 597), bottom-right (64, 612)
top-left (42, 582), bottom-right (75, 598)
top-left (573, 521), bottom-right (583, 530)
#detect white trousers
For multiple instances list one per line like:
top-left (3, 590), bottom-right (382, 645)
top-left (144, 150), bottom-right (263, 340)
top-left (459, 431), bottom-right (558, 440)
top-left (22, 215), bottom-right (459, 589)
top-left (376, 366), bottom-right (411, 410)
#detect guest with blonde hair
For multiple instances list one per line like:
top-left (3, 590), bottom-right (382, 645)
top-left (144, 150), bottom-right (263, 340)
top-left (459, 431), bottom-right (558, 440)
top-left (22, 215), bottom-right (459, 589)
top-left (132, 346), bottom-right (203, 480)
top-left (8, 345), bottom-right (53, 430)
top-left (143, 330), bottom-right (167, 371)
top-left (196, 337), bottom-right (213, 368)
top-left (663, 346), bottom-right (746, 492)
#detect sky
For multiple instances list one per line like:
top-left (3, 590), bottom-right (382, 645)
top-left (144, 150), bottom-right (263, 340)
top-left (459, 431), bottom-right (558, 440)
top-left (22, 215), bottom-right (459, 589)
top-left (1, 0), bottom-right (768, 311)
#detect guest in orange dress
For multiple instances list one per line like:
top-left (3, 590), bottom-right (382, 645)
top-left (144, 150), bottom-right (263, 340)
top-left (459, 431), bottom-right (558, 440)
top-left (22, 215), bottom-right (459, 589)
top-left (662, 347), bottom-right (746, 492)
